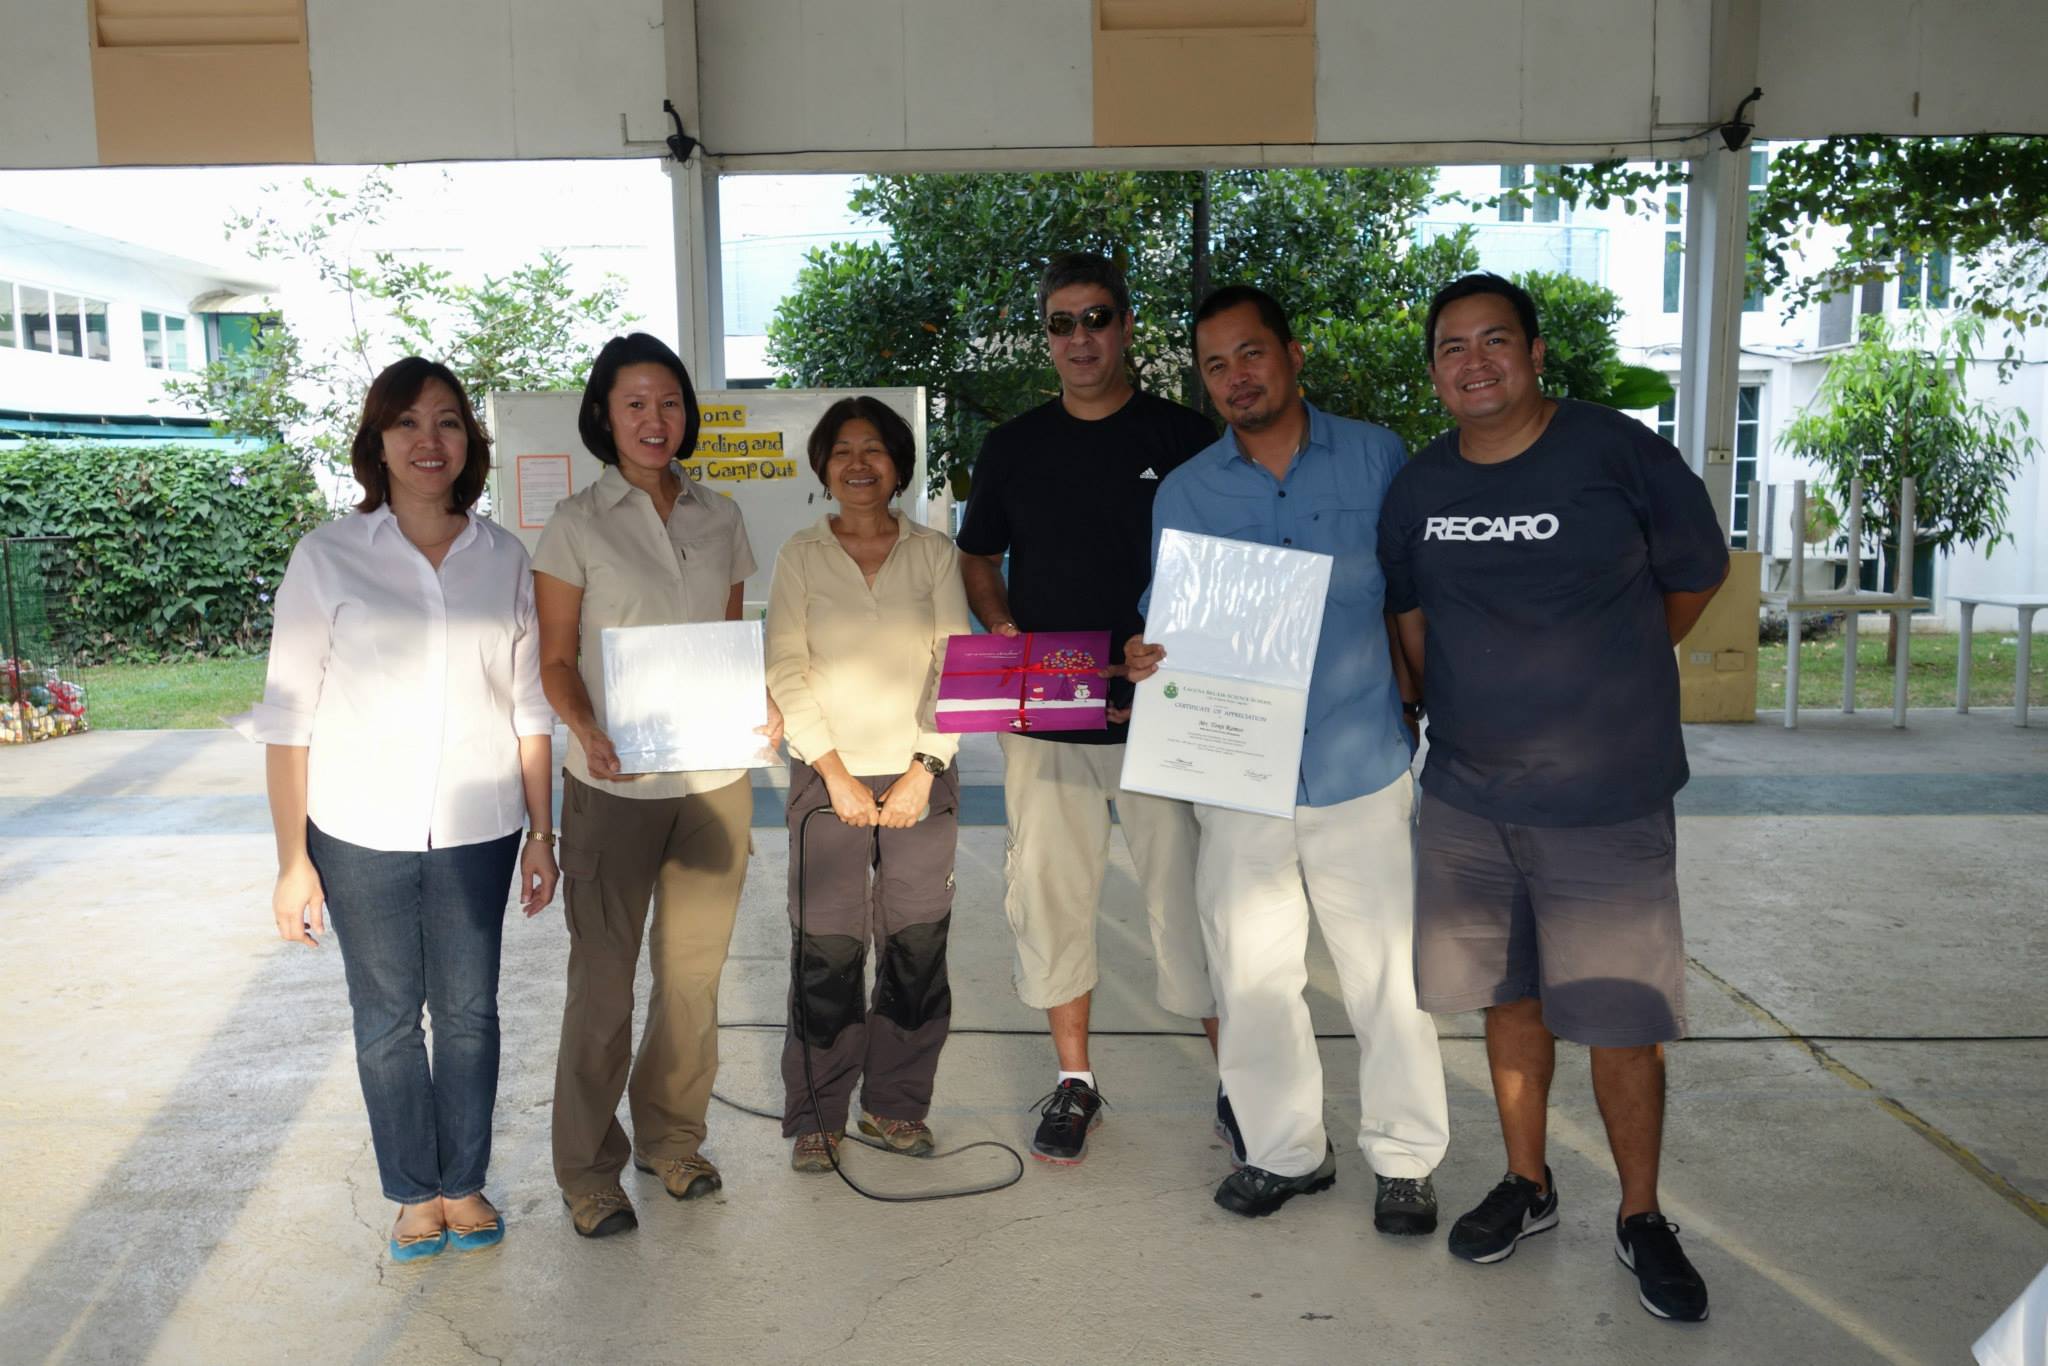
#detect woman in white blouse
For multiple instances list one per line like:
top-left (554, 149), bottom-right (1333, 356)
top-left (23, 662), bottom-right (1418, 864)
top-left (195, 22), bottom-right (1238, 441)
top-left (765, 397), bottom-right (969, 1172)
top-left (253, 358), bottom-right (558, 1263)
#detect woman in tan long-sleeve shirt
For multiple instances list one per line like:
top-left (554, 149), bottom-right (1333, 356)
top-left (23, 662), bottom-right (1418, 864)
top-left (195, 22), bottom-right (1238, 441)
top-left (765, 396), bottom-right (970, 1172)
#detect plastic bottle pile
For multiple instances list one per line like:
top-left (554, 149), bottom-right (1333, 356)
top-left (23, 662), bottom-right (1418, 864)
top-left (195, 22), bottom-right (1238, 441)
top-left (1, 659), bottom-right (89, 744)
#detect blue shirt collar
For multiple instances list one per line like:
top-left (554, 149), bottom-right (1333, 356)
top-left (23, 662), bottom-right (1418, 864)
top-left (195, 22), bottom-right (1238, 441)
top-left (1218, 399), bottom-right (1330, 472)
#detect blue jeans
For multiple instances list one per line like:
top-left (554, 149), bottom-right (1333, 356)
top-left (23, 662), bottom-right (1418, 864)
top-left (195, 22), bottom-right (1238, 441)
top-left (308, 822), bottom-right (519, 1204)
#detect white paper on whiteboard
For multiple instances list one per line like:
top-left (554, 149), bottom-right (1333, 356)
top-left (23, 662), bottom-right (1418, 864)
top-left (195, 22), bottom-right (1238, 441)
top-left (516, 454), bottom-right (572, 530)
top-left (600, 620), bottom-right (773, 772)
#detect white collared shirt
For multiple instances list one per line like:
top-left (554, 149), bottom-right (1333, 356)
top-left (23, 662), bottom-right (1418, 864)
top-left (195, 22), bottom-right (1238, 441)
top-left (243, 505), bottom-right (555, 851)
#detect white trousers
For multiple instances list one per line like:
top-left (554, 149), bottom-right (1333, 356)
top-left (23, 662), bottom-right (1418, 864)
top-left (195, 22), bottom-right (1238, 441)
top-left (1195, 773), bottom-right (1449, 1179)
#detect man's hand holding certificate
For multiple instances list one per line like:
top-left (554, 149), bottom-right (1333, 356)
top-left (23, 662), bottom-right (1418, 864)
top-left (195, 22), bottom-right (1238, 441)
top-left (1119, 529), bottom-right (1332, 818)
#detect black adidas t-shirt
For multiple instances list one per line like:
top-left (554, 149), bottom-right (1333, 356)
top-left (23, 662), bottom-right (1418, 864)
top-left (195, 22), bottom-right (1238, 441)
top-left (957, 390), bottom-right (1215, 744)
top-left (1377, 399), bottom-right (1728, 826)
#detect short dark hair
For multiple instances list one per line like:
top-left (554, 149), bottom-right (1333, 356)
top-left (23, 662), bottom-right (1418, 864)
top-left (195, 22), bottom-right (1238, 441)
top-left (578, 332), bottom-right (699, 466)
top-left (806, 396), bottom-right (917, 495)
top-left (1037, 251), bottom-right (1130, 319)
top-left (1194, 284), bottom-right (1294, 347)
top-left (350, 357), bottom-right (491, 514)
top-left (1425, 272), bottom-right (1541, 360)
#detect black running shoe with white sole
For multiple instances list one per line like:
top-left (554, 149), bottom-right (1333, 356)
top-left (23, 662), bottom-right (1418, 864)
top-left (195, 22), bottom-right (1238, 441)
top-left (1616, 1212), bottom-right (1709, 1322)
top-left (1213, 1144), bottom-right (1337, 1218)
top-left (1029, 1078), bottom-right (1106, 1164)
top-left (1447, 1168), bottom-right (1559, 1264)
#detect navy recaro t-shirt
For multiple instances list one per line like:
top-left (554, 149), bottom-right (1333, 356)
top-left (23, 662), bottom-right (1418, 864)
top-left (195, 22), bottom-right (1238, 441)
top-left (1377, 399), bottom-right (1728, 828)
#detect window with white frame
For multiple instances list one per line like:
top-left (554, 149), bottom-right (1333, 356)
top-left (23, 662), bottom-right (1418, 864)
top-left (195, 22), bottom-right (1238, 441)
top-left (1654, 384), bottom-right (1762, 548)
top-left (1897, 249), bottom-right (1952, 308)
top-left (1733, 383), bottom-right (1761, 548)
top-left (0, 281), bottom-right (113, 362)
top-left (1742, 146), bottom-right (1768, 313)
top-left (1661, 178), bottom-right (1684, 314)
top-left (1499, 164), bottom-right (1562, 224)
top-left (141, 310), bottom-right (193, 371)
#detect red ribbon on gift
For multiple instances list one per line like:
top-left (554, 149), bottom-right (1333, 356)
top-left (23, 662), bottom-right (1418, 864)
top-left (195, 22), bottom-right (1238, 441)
top-left (946, 633), bottom-right (1104, 731)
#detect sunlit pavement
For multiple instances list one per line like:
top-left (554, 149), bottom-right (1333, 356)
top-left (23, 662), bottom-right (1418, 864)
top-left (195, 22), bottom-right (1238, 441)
top-left (2, 715), bottom-right (2043, 1365)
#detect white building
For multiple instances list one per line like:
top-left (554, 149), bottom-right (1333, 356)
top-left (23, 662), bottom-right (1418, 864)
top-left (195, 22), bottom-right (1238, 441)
top-left (1431, 156), bottom-right (2048, 633)
top-left (0, 206), bottom-right (275, 445)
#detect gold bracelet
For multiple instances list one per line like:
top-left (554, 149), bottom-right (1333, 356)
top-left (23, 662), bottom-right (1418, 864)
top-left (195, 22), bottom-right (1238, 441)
top-left (526, 830), bottom-right (557, 846)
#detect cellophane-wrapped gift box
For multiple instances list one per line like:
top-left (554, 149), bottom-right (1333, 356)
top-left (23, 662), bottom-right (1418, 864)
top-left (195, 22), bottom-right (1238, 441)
top-left (934, 630), bottom-right (1111, 734)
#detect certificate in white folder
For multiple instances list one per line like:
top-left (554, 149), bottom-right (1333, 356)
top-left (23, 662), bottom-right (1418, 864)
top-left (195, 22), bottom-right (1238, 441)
top-left (600, 620), bottom-right (775, 773)
top-left (1120, 530), bottom-right (1332, 818)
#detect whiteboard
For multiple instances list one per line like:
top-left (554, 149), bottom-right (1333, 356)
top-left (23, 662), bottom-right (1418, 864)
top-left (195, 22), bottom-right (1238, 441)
top-left (485, 387), bottom-right (939, 617)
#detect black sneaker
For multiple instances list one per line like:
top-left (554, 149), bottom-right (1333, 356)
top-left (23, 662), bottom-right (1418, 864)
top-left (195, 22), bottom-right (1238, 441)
top-left (1029, 1078), bottom-right (1106, 1164)
top-left (1214, 1086), bottom-right (1246, 1169)
top-left (1616, 1212), bottom-right (1709, 1322)
top-left (1213, 1143), bottom-right (1336, 1217)
top-left (1373, 1173), bottom-right (1439, 1235)
top-left (1447, 1168), bottom-right (1560, 1264)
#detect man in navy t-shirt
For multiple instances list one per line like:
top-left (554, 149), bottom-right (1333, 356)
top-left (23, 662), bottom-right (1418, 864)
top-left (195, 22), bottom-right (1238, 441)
top-left (1377, 273), bottom-right (1727, 1323)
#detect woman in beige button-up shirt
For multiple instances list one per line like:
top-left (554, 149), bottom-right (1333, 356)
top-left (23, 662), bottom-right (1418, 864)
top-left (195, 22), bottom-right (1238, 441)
top-left (532, 333), bottom-right (777, 1235)
top-left (765, 396), bottom-right (969, 1173)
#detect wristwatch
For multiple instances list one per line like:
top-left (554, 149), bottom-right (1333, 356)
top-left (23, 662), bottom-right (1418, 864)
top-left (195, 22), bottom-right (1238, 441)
top-left (912, 752), bottom-right (947, 775)
top-left (1401, 699), bottom-right (1426, 721)
top-left (527, 829), bottom-right (558, 846)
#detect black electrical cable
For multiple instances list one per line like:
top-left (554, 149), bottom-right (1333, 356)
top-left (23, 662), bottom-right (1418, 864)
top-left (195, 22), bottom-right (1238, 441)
top-left (718, 1023), bottom-right (2046, 1045)
top-left (708, 804), bottom-right (1023, 1203)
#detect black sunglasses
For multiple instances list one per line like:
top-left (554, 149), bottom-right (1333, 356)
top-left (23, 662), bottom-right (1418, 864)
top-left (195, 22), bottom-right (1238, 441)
top-left (1045, 305), bottom-right (1120, 337)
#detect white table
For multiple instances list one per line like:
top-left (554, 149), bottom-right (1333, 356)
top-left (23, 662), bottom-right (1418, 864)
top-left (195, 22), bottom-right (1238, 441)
top-left (1952, 593), bottom-right (2047, 727)
top-left (1762, 590), bottom-right (1930, 729)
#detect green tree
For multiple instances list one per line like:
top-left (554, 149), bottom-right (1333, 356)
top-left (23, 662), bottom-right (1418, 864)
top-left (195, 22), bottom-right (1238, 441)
top-left (168, 171), bottom-right (636, 478)
top-left (1515, 270), bottom-right (1673, 409)
top-left (1780, 314), bottom-right (2036, 660)
top-left (768, 170), bottom-right (1663, 494)
top-left (1519, 136), bottom-right (2048, 370)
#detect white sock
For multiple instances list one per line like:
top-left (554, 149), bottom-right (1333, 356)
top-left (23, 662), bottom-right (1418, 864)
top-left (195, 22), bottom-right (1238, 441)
top-left (1057, 1070), bottom-right (1096, 1089)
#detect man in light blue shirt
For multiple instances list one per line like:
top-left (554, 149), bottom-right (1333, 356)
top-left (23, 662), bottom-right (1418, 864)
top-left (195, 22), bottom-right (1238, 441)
top-left (1127, 285), bottom-right (1448, 1228)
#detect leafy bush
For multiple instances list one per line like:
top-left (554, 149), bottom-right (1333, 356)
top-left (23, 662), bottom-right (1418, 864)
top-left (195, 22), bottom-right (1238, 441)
top-left (0, 442), bottom-right (328, 663)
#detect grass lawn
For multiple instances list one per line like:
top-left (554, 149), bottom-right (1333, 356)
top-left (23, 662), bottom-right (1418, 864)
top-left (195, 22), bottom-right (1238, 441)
top-left (76, 657), bottom-right (267, 730)
top-left (60, 630), bottom-right (2047, 728)
top-left (1756, 627), bottom-right (2046, 711)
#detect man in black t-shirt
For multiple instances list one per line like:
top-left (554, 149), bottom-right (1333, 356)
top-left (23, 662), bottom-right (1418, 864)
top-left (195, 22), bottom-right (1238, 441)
top-left (956, 252), bottom-right (1222, 1166)
top-left (1377, 274), bottom-right (1727, 1323)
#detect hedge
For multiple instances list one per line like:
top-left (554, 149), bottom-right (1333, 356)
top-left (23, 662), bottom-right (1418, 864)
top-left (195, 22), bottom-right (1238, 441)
top-left (0, 442), bottom-right (329, 663)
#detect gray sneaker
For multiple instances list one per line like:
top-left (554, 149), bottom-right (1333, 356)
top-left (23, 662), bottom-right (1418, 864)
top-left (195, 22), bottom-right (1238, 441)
top-left (1374, 1173), bottom-right (1439, 1235)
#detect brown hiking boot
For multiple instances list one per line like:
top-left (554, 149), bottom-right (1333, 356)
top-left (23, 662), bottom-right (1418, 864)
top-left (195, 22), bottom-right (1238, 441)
top-left (858, 1110), bottom-right (936, 1156)
top-left (562, 1184), bottom-right (637, 1238)
top-left (790, 1131), bottom-right (841, 1173)
top-left (633, 1152), bottom-right (722, 1201)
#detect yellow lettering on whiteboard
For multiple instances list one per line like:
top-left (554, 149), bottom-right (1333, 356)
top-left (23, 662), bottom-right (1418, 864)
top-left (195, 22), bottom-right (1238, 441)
top-left (680, 454), bottom-right (800, 482)
top-left (699, 404), bottom-right (749, 428)
top-left (691, 430), bottom-right (785, 459)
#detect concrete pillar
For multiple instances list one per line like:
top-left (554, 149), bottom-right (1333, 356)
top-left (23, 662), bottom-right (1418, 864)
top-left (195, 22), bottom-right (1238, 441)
top-left (1676, 146), bottom-right (1747, 538)
top-left (662, 0), bottom-right (723, 387)
top-left (1675, 0), bottom-right (1761, 542)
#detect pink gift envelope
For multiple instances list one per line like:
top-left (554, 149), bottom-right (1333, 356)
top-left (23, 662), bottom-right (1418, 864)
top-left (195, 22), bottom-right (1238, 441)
top-left (934, 631), bottom-right (1111, 733)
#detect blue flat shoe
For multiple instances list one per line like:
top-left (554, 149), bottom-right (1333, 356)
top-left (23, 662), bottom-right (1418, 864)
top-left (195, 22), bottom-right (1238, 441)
top-left (448, 1215), bottom-right (505, 1252)
top-left (388, 1228), bottom-right (448, 1263)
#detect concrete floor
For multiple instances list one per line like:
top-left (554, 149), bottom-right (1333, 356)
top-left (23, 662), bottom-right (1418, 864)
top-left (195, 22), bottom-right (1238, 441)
top-left (1, 711), bottom-right (2044, 1365)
